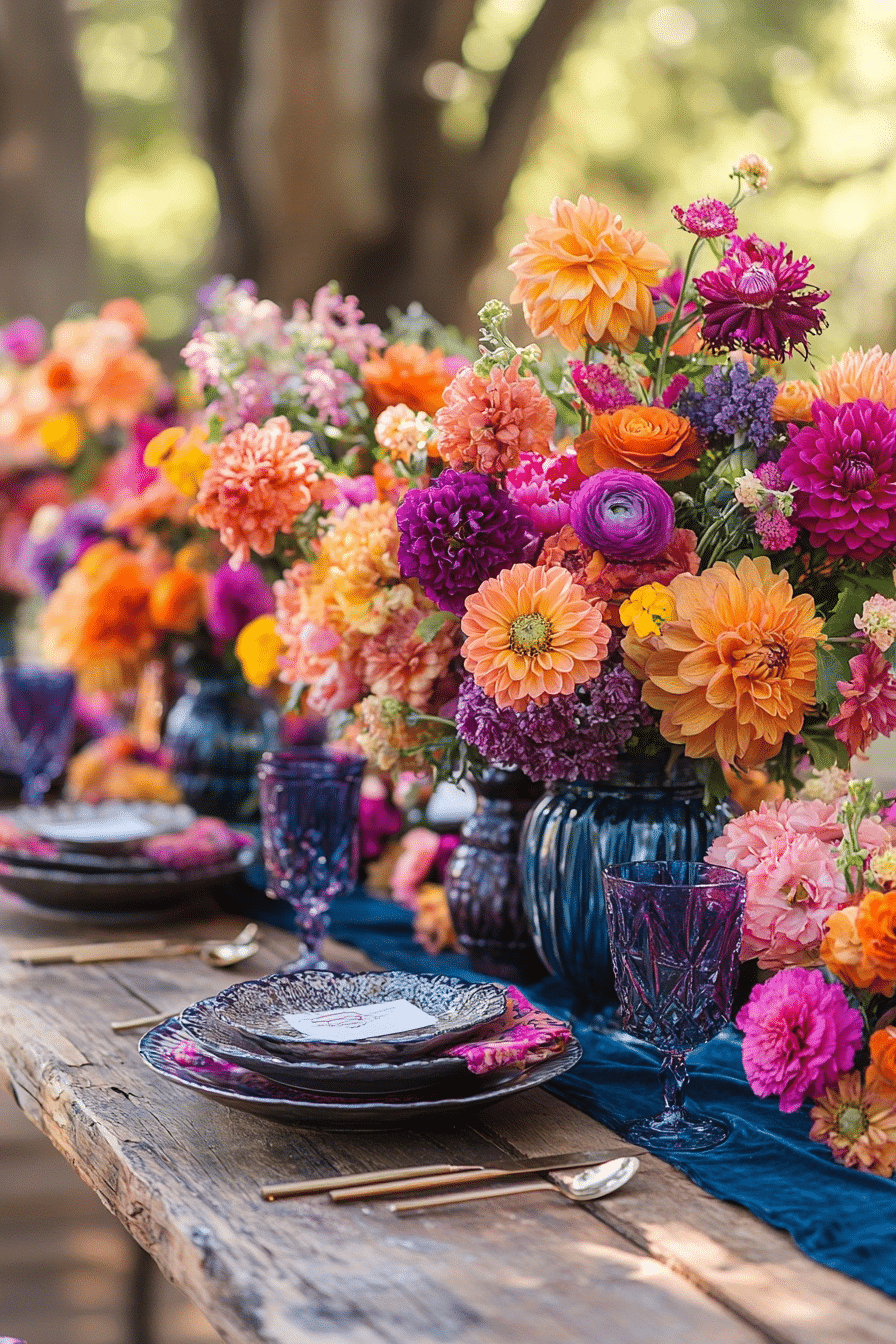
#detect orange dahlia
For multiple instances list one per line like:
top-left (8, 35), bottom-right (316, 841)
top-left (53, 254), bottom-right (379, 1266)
top-left (508, 196), bottom-right (670, 353)
top-left (576, 405), bottom-right (702, 481)
top-left (771, 380), bottom-right (817, 423)
top-left (621, 555), bottom-right (824, 768)
top-left (361, 343), bottom-right (453, 418)
top-left (820, 906), bottom-right (896, 998)
top-left (819, 346), bottom-right (896, 409)
top-left (461, 563), bottom-right (611, 713)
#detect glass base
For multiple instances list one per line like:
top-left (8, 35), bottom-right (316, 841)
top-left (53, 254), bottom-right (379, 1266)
top-left (624, 1109), bottom-right (730, 1154)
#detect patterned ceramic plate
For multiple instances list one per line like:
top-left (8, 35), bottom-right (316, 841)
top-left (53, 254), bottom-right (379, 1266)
top-left (212, 970), bottom-right (508, 1062)
top-left (9, 801), bottom-right (196, 853)
top-left (139, 1018), bottom-right (583, 1129)
top-left (179, 995), bottom-right (471, 1095)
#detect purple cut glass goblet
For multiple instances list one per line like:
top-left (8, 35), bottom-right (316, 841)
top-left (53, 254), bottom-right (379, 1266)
top-left (0, 662), bottom-right (76, 803)
top-left (258, 747), bottom-right (365, 970)
top-left (602, 859), bottom-right (746, 1154)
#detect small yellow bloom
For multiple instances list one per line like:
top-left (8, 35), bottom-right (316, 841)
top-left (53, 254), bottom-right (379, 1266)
top-left (144, 425), bottom-right (211, 497)
top-left (619, 582), bottom-right (676, 639)
top-left (869, 846), bottom-right (896, 889)
top-left (39, 411), bottom-right (84, 465)
top-left (236, 615), bottom-right (284, 688)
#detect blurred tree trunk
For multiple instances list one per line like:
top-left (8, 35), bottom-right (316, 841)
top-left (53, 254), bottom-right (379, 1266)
top-left (0, 0), bottom-right (92, 322)
top-left (182, 0), bottom-right (594, 329)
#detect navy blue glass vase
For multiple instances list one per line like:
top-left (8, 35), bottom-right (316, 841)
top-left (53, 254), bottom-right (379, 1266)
top-left (520, 756), bottom-right (732, 1018)
top-left (164, 670), bottom-right (279, 821)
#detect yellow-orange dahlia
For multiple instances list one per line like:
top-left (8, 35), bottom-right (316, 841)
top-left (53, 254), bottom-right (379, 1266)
top-left (461, 563), bottom-right (610, 713)
top-left (508, 196), bottom-right (670, 353)
top-left (361, 344), bottom-right (453, 418)
top-left (621, 555), bottom-right (824, 768)
top-left (819, 346), bottom-right (896, 409)
top-left (771, 380), bottom-right (817, 423)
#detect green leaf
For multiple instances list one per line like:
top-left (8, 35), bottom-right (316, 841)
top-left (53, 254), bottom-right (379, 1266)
top-left (814, 642), bottom-right (851, 712)
top-left (414, 611), bottom-right (454, 643)
top-left (801, 729), bottom-right (849, 773)
top-left (826, 572), bottom-right (896, 638)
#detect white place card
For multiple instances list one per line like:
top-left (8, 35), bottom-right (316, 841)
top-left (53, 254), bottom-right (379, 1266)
top-left (282, 999), bottom-right (438, 1042)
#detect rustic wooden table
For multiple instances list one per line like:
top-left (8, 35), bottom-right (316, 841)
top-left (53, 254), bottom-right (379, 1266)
top-left (0, 898), bottom-right (894, 1344)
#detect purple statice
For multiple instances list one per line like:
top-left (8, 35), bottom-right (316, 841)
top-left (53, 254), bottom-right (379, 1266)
top-left (671, 197), bottom-right (738, 239)
top-left (569, 361), bottom-right (637, 413)
top-left (676, 360), bottom-right (777, 451)
top-left (1, 315), bottom-right (46, 364)
top-left (396, 471), bottom-right (537, 617)
top-left (20, 499), bottom-right (109, 597)
top-left (695, 234), bottom-right (828, 361)
top-left (206, 561), bottom-right (275, 642)
top-left (505, 451), bottom-right (587, 534)
top-left (455, 664), bottom-right (653, 782)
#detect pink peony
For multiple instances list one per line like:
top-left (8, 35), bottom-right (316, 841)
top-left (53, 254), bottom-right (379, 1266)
top-left (829, 645), bottom-right (896, 758)
top-left (738, 829), bottom-right (848, 968)
top-left (194, 416), bottom-right (337, 566)
top-left (390, 827), bottom-right (443, 908)
top-left (504, 451), bottom-right (587, 533)
top-left (737, 967), bottom-right (863, 1111)
top-left (303, 660), bottom-right (363, 716)
top-left (434, 356), bottom-right (556, 474)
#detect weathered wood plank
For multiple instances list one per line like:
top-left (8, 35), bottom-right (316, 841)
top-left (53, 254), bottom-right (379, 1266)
top-left (0, 906), bottom-right (766, 1344)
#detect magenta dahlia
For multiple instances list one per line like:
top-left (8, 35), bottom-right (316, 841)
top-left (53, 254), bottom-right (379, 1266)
top-left (671, 197), bottom-right (738, 239)
top-left (569, 361), bottom-right (637, 414)
top-left (829, 645), bottom-right (896, 758)
top-left (778, 398), bottom-right (896, 563)
top-left (504, 451), bottom-right (587, 533)
top-left (694, 234), bottom-right (828, 361)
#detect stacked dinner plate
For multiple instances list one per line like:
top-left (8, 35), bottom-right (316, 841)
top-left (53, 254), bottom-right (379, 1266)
top-left (0, 800), bottom-right (255, 920)
top-left (139, 969), bottom-right (582, 1130)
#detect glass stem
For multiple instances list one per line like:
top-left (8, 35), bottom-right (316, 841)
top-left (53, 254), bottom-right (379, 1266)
top-left (660, 1051), bottom-right (689, 1120)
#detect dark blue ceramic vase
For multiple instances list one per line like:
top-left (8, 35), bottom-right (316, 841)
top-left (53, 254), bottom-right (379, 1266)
top-left (520, 756), bottom-right (731, 1018)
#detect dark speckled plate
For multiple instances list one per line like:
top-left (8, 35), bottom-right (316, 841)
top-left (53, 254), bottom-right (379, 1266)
top-left (179, 995), bottom-right (470, 1095)
top-left (212, 970), bottom-right (508, 1062)
top-left (139, 1018), bottom-right (583, 1129)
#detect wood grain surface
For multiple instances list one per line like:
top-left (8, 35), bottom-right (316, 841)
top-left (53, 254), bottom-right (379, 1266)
top-left (0, 897), bottom-right (894, 1344)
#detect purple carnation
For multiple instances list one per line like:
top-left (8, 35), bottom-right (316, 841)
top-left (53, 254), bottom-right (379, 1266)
top-left (1, 315), bottom-right (45, 364)
top-left (778, 398), bottom-right (896, 563)
top-left (570, 469), bottom-right (674, 563)
top-left (504, 451), bottom-right (587, 533)
top-left (736, 967), bottom-right (863, 1113)
top-left (19, 499), bottom-right (109, 597)
top-left (396, 470), bottom-right (537, 617)
top-left (695, 233), bottom-right (829, 361)
top-left (455, 664), bottom-right (652, 782)
top-left (569, 361), bottom-right (637, 413)
top-left (207, 561), bottom-right (275, 642)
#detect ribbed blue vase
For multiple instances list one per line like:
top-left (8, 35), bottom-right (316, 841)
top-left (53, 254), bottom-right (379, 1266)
top-left (520, 757), bottom-right (731, 1017)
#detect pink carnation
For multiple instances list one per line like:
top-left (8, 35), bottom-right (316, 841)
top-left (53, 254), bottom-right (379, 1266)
top-left (829, 644), bottom-right (896, 758)
top-left (736, 967), bottom-right (863, 1111)
top-left (504, 451), bottom-right (587, 533)
top-left (434, 356), bottom-right (555, 474)
top-left (195, 416), bottom-right (336, 566)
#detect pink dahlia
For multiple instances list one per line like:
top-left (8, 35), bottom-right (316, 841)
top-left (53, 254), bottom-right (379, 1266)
top-left (671, 197), bottom-right (738, 239)
top-left (694, 234), bottom-right (828, 361)
top-left (434, 356), bottom-right (556, 474)
top-left (359, 605), bottom-right (459, 710)
top-left (778, 398), bottom-right (896, 563)
top-left (505, 451), bottom-right (587, 533)
top-left (829, 644), bottom-right (896, 758)
top-left (736, 967), bottom-right (863, 1112)
top-left (195, 416), bottom-right (336, 566)
top-left (569, 361), bottom-right (637, 414)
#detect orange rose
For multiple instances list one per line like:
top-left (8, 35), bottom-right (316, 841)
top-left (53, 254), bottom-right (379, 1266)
top-left (868, 1028), bottom-right (896, 1094)
top-left (361, 343), bottom-right (453, 418)
top-left (149, 568), bottom-right (206, 634)
top-left (772, 380), bottom-right (817, 423)
top-left (856, 888), bottom-right (896, 979)
top-left (820, 906), bottom-right (896, 997)
top-left (576, 406), bottom-right (702, 481)
top-left (44, 358), bottom-right (76, 396)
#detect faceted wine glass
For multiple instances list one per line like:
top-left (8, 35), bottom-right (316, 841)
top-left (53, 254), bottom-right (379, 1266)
top-left (602, 859), bottom-right (746, 1153)
top-left (257, 747), bottom-right (365, 970)
top-left (0, 663), bottom-right (76, 803)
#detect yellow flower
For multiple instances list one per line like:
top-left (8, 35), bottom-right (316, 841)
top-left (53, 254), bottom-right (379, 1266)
top-left (236, 615), bottom-right (284, 688)
top-left (619, 583), bottom-right (676, 639)
top-left (39, 411), bottom-right (84, 464)
top-left (144, 425), bottom-right (211, 497)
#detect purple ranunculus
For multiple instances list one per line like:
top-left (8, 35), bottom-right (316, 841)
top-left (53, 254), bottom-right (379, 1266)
top-left (1, 315), bottom-right (46, 364)
top-left (569, 469), bottom-right (675, 562)
top-left (207, 561), bottom-right (275, 642)
top-left (19, 499), bottom-right (110, 597)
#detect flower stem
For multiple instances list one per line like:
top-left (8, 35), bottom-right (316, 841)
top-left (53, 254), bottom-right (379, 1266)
top-left (654, 236), bottom-right (703, 401)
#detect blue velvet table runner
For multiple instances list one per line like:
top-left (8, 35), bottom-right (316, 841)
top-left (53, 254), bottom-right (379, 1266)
top-left (233, 882), bottom-right (896, 1298)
